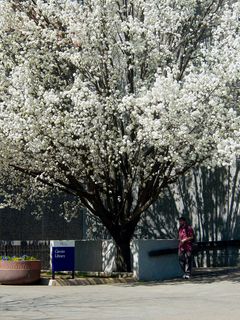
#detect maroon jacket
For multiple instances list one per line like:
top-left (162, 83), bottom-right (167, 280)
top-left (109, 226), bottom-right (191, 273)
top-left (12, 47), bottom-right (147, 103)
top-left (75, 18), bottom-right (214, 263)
top-left (178, 225), bottom-right (194, 253)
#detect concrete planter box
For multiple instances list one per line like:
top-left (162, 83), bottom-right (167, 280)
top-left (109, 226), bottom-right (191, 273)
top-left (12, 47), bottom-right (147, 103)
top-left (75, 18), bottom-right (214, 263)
top-left (74, 239), bottom-right (182, 281)
top-left (131, 239), bottom-right (182, 281)
top-left (0, 260), bottom-right (41, 285)
top-left (75, 240), bottom-right (116, 272)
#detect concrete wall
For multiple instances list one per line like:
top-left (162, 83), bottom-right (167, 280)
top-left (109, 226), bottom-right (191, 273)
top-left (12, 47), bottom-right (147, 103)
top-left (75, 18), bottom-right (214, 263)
top-left (75, 239), bottom-right (182, 281)
top-left (131, 239), bottom-right (182, 281)
top-left (135, 165), bottom-right (240, 243)
top-left (102, 240), bottom-right (116, 272)
top-left (75, 240), bottom-right (116, 272)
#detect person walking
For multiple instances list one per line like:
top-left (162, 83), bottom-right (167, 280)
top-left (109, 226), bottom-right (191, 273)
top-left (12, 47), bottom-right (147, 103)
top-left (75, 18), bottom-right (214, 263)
top-left (178, 216), bottom-right (195, 279)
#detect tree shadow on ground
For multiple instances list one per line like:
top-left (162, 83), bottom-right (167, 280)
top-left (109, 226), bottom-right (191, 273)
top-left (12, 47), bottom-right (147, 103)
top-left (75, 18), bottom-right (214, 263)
top-left (125, 267), bottom-right (240, 287)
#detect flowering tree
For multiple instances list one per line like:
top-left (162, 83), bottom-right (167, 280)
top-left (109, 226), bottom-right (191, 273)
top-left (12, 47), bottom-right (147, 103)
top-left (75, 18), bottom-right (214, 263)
top-left (0, 0), bottom-right (240, 271)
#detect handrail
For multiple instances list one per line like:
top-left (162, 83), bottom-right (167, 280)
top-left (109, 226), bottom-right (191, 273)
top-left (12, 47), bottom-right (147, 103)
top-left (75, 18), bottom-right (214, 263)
top-left (148, 240), bottom-right (240, 257)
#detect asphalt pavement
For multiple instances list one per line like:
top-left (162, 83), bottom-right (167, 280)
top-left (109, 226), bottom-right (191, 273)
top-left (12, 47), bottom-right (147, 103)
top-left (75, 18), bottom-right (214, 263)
top-left (0, 267), bottom-right (240, 320)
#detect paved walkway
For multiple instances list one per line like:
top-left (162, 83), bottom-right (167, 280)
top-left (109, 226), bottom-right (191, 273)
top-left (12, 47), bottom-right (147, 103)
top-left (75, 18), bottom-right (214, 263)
top-left (0, 268), bottom-right (240, 320)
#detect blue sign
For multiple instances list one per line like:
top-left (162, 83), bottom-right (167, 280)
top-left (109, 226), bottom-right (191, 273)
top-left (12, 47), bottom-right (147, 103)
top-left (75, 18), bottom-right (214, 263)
top-left (52, 246), bottom-right (75, 272)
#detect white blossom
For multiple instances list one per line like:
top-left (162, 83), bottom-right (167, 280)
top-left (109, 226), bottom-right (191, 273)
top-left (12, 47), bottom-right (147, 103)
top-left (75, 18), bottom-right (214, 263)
top-left (0, 1), bottom-right (239, 258)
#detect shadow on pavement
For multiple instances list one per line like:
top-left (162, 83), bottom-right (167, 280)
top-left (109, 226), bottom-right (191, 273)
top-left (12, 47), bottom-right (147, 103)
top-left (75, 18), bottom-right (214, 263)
top-left (126, 267), bottom-right (240, 286)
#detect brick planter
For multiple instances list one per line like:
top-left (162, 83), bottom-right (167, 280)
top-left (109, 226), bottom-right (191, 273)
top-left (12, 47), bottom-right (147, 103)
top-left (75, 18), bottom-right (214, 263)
top-left (0, 260), bottom-right (41, 285)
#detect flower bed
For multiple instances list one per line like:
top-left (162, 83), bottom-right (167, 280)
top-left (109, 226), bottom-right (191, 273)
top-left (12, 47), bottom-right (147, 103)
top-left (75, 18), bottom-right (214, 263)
top-left (0, 256), bottom-right (41, 285)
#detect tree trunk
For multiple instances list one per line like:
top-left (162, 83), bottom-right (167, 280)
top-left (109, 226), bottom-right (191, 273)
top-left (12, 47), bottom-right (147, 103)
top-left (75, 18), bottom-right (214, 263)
top-left (115, 238), bottom-right (132, 272)
top-left (94, 209), bottom-right (140, 272)
top-left (107, 221), bottom-right (139, 272)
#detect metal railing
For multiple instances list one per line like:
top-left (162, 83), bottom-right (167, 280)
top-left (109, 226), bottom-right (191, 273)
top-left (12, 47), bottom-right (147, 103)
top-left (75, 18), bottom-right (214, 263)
top-left (148, 240), bottom-right (240, 268)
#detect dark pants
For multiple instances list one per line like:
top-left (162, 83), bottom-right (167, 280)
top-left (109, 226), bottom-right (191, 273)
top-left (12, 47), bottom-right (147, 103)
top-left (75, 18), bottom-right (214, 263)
top-left (178, 251), bottom-right (192, 275)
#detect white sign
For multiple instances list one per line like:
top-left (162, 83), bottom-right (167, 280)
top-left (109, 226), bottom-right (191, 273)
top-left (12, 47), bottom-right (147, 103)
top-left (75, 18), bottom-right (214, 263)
top-left (50, 240), bottom-right (75, 248)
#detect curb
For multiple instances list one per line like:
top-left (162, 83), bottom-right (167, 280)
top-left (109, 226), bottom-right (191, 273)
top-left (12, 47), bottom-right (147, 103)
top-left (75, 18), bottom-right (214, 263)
top-left (47, 277), bottom-right (136, 286)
